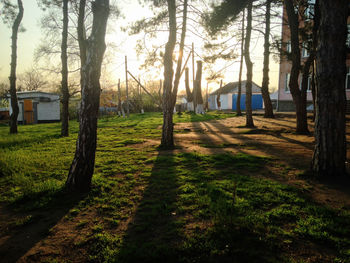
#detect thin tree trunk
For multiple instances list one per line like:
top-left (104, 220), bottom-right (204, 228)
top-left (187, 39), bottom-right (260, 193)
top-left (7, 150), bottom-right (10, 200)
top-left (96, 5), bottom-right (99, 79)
top-left (61, 0), bottom-right (69, 137)
top-left (194, 61), bottom-right (204, 114)
top-left (311, 62), bottom-right (316, 121)
top-left (217, 79), bottom-right (222, 110)
top-left (160, 0), bottom-right (176, 148)
top-left (244, 3), bottom-right (254, 127)
top-left (185, 67), bottom-right (193, 111)
top-left (237, 9), bottom-right (245, 116)
top-left (261, 0), bottom-right (274, 118)
top-left (9, 0), bottom-right (24, 134)
top-left (66, 0), bottom-right (109, 192)
top-left (285, 0), bottom-right (308, 133)
top-left (77, 0), bottom-right (87, 69)
top-left (172, 0), bottom-right (187, 108)
top-left (312, 0), bottom-right (347, 177)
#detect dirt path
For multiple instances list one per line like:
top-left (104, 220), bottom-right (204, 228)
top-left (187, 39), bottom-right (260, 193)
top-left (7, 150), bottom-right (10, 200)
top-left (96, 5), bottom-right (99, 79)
top-left (171, 114), bottom-right (350, 209)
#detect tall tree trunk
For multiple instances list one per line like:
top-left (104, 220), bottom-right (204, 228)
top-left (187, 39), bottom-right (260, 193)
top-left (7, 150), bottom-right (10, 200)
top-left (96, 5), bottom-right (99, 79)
top-left (61, 0), bottom-right (69, 137)
top-left (194, 61), bottom-right (204, 114)
top-left (9, 0), bottom-right (24, 134)
top-left (261, 0), bottom-right (274, 118)
top-left (66, 0), bottom-right (109, 192)
top-left (217, 79), bottom-right (222, 110)
top-left (237, 9), bottom-right (245, 116)
top-left (285, 0), bottom-right (308, 134)
top-left (310, 1), bottom-right (320, 122)
top-left (185, 67), bottom-right (193, 111)
top-left (160, 0), bottom-right (176, 149)
top-left (172, 0), bottom-right (187, 108)
top-left (312, 0), bottom-right (348, 177)
top-left (77, 0), bottom-right (87, 69)
top-left (244, 3), bottom-right (254, 127)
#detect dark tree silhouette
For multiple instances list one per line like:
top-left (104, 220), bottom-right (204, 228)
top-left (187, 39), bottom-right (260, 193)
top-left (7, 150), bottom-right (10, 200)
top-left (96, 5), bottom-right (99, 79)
top-left (261, 0), bottom-right (274, 118)
top-left (312, 0), bottom-right (348, 177)
top-left (66, 0), bottom-right (109, 192)
top-left (61, 0), bottom-right (69, 137)
top-left (244, 2), bottom-right (254, 127)
top-left (2, 0), bottom-right (24, 134)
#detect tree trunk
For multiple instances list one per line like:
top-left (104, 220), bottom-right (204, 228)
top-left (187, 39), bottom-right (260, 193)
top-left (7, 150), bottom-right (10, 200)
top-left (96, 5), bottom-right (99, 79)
top-left (261, 0), bottom-right (274, 118)
top-left (185, 67), bottom-right (194, 111)
top-left (217, 79), bottom-right (222, 110)
top-left (61, 0), bottom-right (69, 137)
top-left (66, 0), bottom-right (109, 192)
top-left (77, 0), bottom-right (87, 70)
top-left (160, 0), bottom-right (176, 149)
top-left (285, 0), bottom-right (308, 134)
top-left (244, 3), bottom-right (254, 128)
top-left (171, 0), bottom-right (187, 108)
top-left (237, 9), bottom-right (245, 116)
top-left (312, 0), bottom-right (348, 177)
top-left (9, 0), bottom-right (24, 134)
top-left (194, 61), bottom-right (204, 114)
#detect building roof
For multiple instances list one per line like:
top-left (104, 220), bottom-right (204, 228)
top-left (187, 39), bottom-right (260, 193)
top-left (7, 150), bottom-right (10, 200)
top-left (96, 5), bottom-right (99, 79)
top-left (210, 80), bottom-right (261, 95)
top-left (6, 91), bottom-right (60, 99)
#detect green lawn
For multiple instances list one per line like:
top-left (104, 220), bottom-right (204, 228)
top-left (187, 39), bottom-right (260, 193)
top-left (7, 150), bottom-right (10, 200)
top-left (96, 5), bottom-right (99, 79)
top-left (0, 112), bottom-right (349, 263)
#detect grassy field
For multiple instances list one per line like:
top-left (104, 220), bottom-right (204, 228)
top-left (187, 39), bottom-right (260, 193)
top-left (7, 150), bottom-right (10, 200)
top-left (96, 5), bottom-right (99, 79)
top-left (0, 112), bottom-right (350, 263)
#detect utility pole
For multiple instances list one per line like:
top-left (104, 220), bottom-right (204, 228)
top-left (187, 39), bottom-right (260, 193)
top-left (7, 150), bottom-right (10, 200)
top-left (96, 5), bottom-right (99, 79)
top-left (125, 55), bottom-right (129, 117)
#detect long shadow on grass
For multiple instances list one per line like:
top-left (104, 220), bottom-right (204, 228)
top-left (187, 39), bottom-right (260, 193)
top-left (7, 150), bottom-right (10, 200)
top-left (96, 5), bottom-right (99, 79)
top-left (0, 189), bottom-right (84, 263)
top-left (116, 150), bottom-right (182, 262)
top-left (116, 150), bottom-right (285, 262)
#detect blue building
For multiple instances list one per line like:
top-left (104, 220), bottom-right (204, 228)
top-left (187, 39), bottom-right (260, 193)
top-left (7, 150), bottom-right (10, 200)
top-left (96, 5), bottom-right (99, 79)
top-left (208, 80), bottom-right (263, 111)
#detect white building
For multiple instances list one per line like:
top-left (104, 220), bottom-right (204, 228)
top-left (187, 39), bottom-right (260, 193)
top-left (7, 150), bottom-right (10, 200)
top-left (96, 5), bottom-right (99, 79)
top-left (209, 81), bottom-right (262, 110)
top-left (8, 91), bottom-right (60, 124)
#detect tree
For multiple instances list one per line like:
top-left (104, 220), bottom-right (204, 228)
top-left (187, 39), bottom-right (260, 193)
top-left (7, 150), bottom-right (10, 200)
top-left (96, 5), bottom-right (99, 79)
top-left (17, 67), bottom-right (48, 91)
top-left (236, 9), bottom-right (245, 116)
top-left (61, 0), bottom-right (70, 137)
top-left (244, 3), bottom-right (254, 127)
top-left (66, 0), bottom-right (109, 192)
top-left (284, 0), bottom-right (308, 133)
top-left (161, 0), bottom-right (177, 148)
top-left (184, 67), bottom-right (194, 111)
top-left (1, 0), bottom-right (24, 134)
top-left (194, 60), bottom-right (204, 114)
top-left (161, 0), bottom-right (188, 148)
top-left (261, 0), bottom-right (274, 118)
top-left (311, 0), bottom-right (348, 177)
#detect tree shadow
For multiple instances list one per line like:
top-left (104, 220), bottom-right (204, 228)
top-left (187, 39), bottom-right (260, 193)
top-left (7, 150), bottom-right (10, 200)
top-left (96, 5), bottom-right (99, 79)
top-left (116, 150), bottom-right (284, 262)
top-left (0, 189), bottom-right (85, 263)
top-left (116, 150), bottom-right (182, 262)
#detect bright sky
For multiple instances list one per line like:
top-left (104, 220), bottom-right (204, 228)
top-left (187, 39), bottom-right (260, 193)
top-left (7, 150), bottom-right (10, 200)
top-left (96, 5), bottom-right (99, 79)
top-left (0, 1), bottom-right (282, 93)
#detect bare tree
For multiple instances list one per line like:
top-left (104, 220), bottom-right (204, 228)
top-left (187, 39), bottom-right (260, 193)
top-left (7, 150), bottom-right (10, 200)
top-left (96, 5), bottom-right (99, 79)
top-left (61, 0), bottom-right (70, 137)
top-left (244, 3), bottom-right (254, 127)
top-left (161, 0), bottom-right (188, 148)
top-left (1, 0), bottom-right (24, 134)
top-left (261, 0), bottom-right (274, 118)
top-left (66, 0), bottom-right (109, 192)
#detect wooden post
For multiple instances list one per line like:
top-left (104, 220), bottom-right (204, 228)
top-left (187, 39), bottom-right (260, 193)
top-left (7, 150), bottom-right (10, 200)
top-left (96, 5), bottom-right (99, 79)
top-left (117, 78), bottom-right (121, 116)
top-left (125, 55), bottom-right (129, 117)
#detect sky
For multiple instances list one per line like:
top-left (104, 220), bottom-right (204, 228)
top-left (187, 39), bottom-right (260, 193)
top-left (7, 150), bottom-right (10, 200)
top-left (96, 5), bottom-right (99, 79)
top-left (0, 0), bottom-right (282, 93)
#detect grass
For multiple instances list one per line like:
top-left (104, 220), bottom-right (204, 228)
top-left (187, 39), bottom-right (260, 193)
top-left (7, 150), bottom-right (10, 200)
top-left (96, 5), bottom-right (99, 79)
top-left (0, 111), bottom-right (349, 263)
